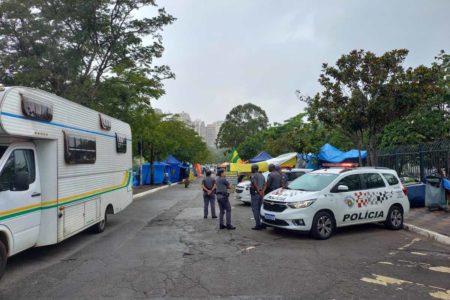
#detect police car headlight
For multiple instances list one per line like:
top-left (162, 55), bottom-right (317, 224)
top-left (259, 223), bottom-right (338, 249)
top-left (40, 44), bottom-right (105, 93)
top-left (287, 199), bottom-right (316, 209)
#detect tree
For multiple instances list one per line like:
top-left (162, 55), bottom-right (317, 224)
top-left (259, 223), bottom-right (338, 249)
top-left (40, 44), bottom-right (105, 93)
top-left (0, 0), bottom-right (175, 112)
top-left (300, 49), bottom-right (441, 165)
top-left (216, 103), bottom-right (269, 151)
top-left (379, 51), bottom-right (450, 147)
top-left (237, 114), bottom-right (352, 159)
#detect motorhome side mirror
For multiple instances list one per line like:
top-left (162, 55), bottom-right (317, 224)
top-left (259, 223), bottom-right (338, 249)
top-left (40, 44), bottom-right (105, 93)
top-left (337, 185), bottom-right (349, 192)
top-left (13, 171), bottom-right (30, 191)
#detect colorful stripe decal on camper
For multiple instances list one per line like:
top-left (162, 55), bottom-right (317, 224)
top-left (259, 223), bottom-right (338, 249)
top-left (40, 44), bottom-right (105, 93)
top-left (0, 111), bottom-right (131, 141)
top-left (0, 171), bottom-right (131, 221)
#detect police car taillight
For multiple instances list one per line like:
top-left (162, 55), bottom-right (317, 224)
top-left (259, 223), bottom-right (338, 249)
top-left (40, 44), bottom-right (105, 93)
top-left (402, 185), bottom-right (407, 195)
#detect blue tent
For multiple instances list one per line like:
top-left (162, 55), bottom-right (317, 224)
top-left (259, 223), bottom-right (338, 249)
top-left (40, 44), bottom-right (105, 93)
top-left (141, 163), bottom-right (151, 185)
top-left (153, 161), bottom-right (168, 184)
top-left (165, 155), bottom-right (182, 182)
top-left (249, 151), bottom-right (272, 163)
top-left (318, 143), bottom-right (367, 164)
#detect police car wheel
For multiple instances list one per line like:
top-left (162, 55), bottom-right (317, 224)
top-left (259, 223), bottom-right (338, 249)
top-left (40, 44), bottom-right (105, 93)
top-left (311, 211), bottom-right (335, 240)
top-left (385, 205), bottom-right (403, 230)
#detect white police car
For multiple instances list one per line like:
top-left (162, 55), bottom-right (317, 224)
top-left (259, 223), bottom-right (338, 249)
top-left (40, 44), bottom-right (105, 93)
top-left (260, 167), bottom-right (409, 239)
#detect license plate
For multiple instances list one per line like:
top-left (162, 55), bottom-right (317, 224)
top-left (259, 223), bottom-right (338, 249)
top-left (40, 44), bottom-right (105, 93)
top-left (265, 213), bottom-right (276, 221)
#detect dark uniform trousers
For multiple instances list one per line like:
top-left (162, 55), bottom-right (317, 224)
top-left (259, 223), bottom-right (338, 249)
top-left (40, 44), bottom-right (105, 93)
top-left (217, 193), bottom-right (231, 226)
top-left (251, 194), bottom-right (263, 227)
top-left (203, 193), bottom-right (216, 217)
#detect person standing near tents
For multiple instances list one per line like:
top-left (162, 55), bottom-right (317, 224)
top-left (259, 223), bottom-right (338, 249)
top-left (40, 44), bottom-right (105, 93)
top-left (216, 169), bottom-right (236, 230)
top-left (276, 165), bottom-right (288, 189)
top-left (250, 164), bottom-right (266, 230)
top-left (265, 164), bottom-right (282, 194)
top-left (202, 170), bottom-right (217, 219)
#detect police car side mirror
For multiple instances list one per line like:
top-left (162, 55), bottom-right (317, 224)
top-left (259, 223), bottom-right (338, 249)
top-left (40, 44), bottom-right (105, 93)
top-left (337, 185), bottom-right (349, 192)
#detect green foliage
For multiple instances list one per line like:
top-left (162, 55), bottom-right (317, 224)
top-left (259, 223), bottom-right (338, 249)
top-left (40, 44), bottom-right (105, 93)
top-left (0, 0), bottom-right (175, 112)
top-left (301, 49), bottom-right (443, 165)
top-left (237, 114), bottom-right (352, 159)
top-left (134, 111), bottom-right (210, 163)
top-left (379, 51), bottom-right (450, 147)
top-left (216, 103), bottom-right (269, 151)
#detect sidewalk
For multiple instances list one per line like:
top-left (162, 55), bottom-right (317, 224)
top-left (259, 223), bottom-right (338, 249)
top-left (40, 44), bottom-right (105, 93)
top-left (404, 207), bottom-right (450, 245)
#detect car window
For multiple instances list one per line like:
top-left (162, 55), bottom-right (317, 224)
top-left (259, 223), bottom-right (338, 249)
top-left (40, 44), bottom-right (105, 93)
top-left (333, 174), bottom-right (362, 192)
top-left (362, 173), bottom-right (386, 189)
top-left (288, 173), bottom-right (338, 191)
top-left (0, 149), bottom-right (36, 191)
top-left (286, 171), bottom-right (305, 182)
top-left (0, 146), bottom-right (7, 160)
top-left (382, 173), bottom-right (399, 186)
top-left (0, 146), bottom-right (8, 159)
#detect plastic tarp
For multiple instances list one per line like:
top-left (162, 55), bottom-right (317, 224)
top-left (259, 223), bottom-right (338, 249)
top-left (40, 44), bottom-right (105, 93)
top-left (229, 152), bottom-right (297, 173)
top-left (266, 152), bottom-right (298, 168)
top-left (248, 151), bottom-right (272, 163)
top-left (142, 163), bottom-right (151, 185)
top-left (318, 143), bottom-right (367, 163)
top-left (153, 161), bottom-right (167, 184)
top-left (165, 155), bottom-right (182, 182)
top-left (229, 161), bottom-right (269, 173)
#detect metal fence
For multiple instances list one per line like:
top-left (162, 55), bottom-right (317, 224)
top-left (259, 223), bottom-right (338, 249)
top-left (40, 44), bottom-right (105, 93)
top-left (377, 140), bottom-right (450, 182)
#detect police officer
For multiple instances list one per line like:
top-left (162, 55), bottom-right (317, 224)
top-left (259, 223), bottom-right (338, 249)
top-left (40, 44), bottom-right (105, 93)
top-left (250, 164), bottom-right (266, 230)
top-left (216, 169), bottom-right (236, 230)
top-left (276, 165), bottom-right (288, 188)
top-left (201, 170), bottom-right (217, 219)
top-left (265, 164), bottom-right (282, 194)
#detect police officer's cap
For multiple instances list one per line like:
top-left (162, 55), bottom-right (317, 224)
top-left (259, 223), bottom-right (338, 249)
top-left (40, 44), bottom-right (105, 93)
top-left (251, 164), bottom-right (259, 172)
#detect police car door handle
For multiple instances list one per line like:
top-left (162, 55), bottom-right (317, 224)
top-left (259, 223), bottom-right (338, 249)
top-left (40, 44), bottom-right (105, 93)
top-left (31, 192), bottom-right (41, 198)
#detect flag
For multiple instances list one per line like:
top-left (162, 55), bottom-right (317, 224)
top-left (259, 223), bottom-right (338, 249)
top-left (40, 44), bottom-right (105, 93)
top-left (229, 148), bottom-right (243, 164)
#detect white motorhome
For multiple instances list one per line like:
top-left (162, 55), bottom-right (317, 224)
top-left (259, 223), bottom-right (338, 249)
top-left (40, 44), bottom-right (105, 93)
top-left (0, 86), bottom-right (133, 278)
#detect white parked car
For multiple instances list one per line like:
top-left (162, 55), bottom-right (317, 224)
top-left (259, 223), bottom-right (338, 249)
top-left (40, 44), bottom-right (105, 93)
top-left (261, 167), bottom-right (409, 239)
top-left (235, 169), bottom-right (312, 204)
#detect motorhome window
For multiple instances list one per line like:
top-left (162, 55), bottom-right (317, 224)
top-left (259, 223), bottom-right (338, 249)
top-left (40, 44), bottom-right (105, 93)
top-left (0, 149), bottom-right (35, 191)
top-left (20, 94), bottom-right (53, 122)
top-left (116, 133), bottom-right (127, 153)
top-left (0, 146), bottom-right (7, 160)
top-left (64, 132), bottom-right (96, 164)
top-left (99, 114), bottom-right (111, 131)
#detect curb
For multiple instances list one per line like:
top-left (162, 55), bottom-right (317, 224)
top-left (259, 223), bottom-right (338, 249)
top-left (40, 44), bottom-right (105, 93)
top-left (133, 183), bottom-right (179, 200)
top-left (403, 223), bottom-right (450, 246)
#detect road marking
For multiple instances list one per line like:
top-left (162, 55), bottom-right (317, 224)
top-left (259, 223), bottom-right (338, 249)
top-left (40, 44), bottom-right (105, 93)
top-left (378, 262), bottom-right (394, 265)
top-left (411, 251), bottom-right (427, 256)
top-left (430, 290), bottom-right (450, 300)
top-left (429, 266), bottom-right (450, 274)
top-left (398, 238), bottom-right (421, 250)
top-left (361, 274), bottom-right (411, 286)
top-left (241, 246), bottom-right (256, 252)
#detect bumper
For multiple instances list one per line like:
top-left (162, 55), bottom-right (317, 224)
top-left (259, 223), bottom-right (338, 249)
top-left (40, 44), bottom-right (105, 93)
top-left (235, 192), bottom-right (251, 203)
top-left (260, 206), bottom-right (314, 231)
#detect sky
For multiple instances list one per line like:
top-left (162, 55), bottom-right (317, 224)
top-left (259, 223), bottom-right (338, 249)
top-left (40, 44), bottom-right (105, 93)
top-left (139, 0), bottom-right (450, 125)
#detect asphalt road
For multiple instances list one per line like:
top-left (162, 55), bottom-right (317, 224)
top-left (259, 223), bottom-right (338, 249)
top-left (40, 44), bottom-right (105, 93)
top-left (0, 180), bottom-right (449, 299)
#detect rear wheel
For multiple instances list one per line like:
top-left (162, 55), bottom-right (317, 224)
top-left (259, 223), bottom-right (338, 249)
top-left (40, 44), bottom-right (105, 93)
top-left (93, 211), bottom-right (107, 233)
top-left (311, 211), bottom-right (335, 240)
top-left (0, 241), bottom-right (7, 279)
top-left (385, 205), bottom-right (403, 230)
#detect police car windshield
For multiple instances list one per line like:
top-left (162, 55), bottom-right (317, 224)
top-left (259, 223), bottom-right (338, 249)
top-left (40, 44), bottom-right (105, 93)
top-left (288, 173), bottom-right (338, 191)
top-left (0, 146), bottom-right (7, 160)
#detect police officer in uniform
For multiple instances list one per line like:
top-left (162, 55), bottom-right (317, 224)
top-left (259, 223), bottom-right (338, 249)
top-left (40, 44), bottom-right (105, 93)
top-left (276, 165), bottom-right (288, 188)
top-left (265, 164), bottom-right (282, 194)
top-left (250, 164), bottom-right (266, 230)
top-left (202, 170), bottom-right (217, 219)
top-left (216, 169), bottom-right (236, 230)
